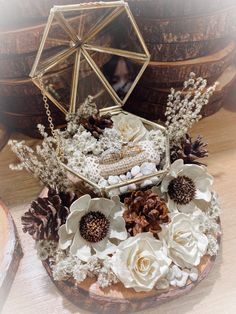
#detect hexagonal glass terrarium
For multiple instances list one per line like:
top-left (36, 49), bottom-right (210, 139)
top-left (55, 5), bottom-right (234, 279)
top-left (30, 1), bottom-right (170, 197)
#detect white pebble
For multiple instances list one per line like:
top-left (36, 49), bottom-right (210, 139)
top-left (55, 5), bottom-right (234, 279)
top-left (170, 279), bottom-right (177, 287)
top-left (128, 184), bottom-right (137, 191)
top-left (189, 268), bottom-right (198, 282)
top-left (131, 165), bottom-right (140, 177)
top-left (141, 179), bottom-right (153, 188)
top-left (140, 162), bottom-right (156, 175)
top-left (126, 172), bottom-right (132, 179)
top-left (108, 175), bottom-right (120, 185)
top-left (109, 188), bottom-right (120, 197)
top-left (172, 265), bottom-right (182, 280)
top-left (151, 177), bottom-right (160, 185)
top-left (119, 174), bottom-right (127, 181)
top-left (175, 271), bottom-right (189, 287)
top-left (119, 185), bottom-right (128, 194)
top-left (98, 178), bottom-right (108, 188)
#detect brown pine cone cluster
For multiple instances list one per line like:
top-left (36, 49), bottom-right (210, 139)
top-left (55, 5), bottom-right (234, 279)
top-left (123, 189), bottom-right (170, 238)
top-left (80, 112), bottom-right (113, 139)
top-left (171, 134), bottom-right (208, 165)
top-left (21, 188), bottom-right (76, 241)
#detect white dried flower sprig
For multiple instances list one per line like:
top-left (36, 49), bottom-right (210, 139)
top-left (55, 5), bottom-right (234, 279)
top-left (165, 72), bottom-right (217, 142)
top-left (207, 235), bottom-right (220, 256)
top-left (35, 240), bottom-right (57, 261)
top-left (9, 125), bottom-right (72, 192)
top-left (51, 252), bottom-right (118, 288)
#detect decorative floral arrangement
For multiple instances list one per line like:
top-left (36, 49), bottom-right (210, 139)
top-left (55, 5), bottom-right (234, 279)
top-left (10, 94), bottom-right (167, 196)
top-left (9, 73), bottom-right (221, 293)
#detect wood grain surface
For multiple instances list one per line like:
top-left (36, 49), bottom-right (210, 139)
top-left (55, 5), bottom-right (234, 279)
top-left (0, 124), bottom-right (9, 152)
top-left (0, 96), bottom-right (236, 313)
top-left (135, 6), bottom-right (236, 44)
top-left (142, 41), bottom-right (236, 85)
top-left (0, 201), bottom-right (23, 311)
top-left (127, 65), bottom-right (236, 121)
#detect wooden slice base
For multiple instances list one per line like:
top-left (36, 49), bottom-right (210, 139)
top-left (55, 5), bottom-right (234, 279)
top-left (42, 235), bottom-right (220, 313)
top-left (0, 201), bottom-right (23, 310)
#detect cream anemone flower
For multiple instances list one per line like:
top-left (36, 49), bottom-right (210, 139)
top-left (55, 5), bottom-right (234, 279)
top-left (161, 159), bottom-right (213, 213)
top-left (112, 113), bottom-right (147, 143)
top-left (58, 195), bottom-right (127, 261)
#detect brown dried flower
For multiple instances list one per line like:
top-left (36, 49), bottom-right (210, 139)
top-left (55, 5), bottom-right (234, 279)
top-left (21, 188), bottom-right (76, 241)
top-left (171, 134), bottom-right (208, 165)
top-left (168, 175), bottom-right (196, 205)
top-left (80, 112), bottom-right (113, 139)
top-left (123, 189), bottom-right (170, 238)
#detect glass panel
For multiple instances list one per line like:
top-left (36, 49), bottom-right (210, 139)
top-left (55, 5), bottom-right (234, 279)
top-left (64, 7), bottom-right (116, 42)
top-left (32, 3), bottom-right (150, 114)
top-left (87, 9), bottom-right (145, 54)
top-left (85, 49), bottom-right (145, 101)
top-left (76, 52), bottom-right (115, 110)
top-left (36, 15), bottom-right (75, 75)
top-left (41, 51), bottom-right (76, 112)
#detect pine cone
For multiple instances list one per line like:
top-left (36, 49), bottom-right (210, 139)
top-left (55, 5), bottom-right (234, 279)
top-left (80, 112), bottom-right (113, 139)
top-left (21, 188), bottom-right (76, 241)
top-left (123, 189), bottom-right (169, 238)
top-left (171, 134), bottom-right (208, 165)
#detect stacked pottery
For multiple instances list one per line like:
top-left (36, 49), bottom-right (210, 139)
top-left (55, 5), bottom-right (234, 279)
top-left (125, 0), bottom-right (236, 121)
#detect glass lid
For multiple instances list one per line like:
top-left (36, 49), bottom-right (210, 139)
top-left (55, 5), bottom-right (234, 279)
top-left (30, 1), bottom-right (150, 115)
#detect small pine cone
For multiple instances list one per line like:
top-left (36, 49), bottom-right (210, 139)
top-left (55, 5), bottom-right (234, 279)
top-left (171, 134), bottom-right (208, 165)
top-left (80, 113), bottom-right (113, 139)
top-left (124, 189), bottom-right (170, 238)
top-left (21, 188), bottom-right (76, 241)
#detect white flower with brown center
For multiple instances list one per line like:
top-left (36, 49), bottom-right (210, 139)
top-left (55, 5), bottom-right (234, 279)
top-left (111, 233), bottom-right (171, 292)
top-left (159, 213), bottom-right (208, 268)
top-left (58, 195), bottom-right (127, 261)
top-left (112, 113), bottom-right (147, 143)
top-left (161, 159), bottom-right (213, 213)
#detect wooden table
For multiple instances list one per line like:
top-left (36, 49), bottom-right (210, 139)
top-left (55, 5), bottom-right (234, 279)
top-left (0, 98), bottom-right (236, 313)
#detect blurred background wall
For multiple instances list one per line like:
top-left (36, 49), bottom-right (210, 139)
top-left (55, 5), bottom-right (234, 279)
top-left (0, 0), bottom-right (236, 137)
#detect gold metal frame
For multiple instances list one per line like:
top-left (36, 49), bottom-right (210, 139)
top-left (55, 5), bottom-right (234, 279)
top-left (30, 1), bottom-right (170, 197)
top-left (30, 1), bottom-right (150, 113)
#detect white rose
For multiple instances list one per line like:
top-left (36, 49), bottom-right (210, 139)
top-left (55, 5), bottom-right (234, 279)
top-left (159, 213), bottom-right (208, 268)
top-left (112, 113), bottom-right (147, 143)
top-left (111, 233), bottom-right (171, 292)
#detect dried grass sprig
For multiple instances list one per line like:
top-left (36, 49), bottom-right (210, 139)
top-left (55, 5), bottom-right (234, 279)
top-left (9, 125), bottom-right (71, 192)
top-left (165, 73), bottom-right (217, 143)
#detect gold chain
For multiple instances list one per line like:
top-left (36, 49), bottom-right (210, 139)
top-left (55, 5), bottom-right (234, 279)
top-left (39, 76), bottom-right (56, 137)
top-left (38, 76), bottom-right (64, 159)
